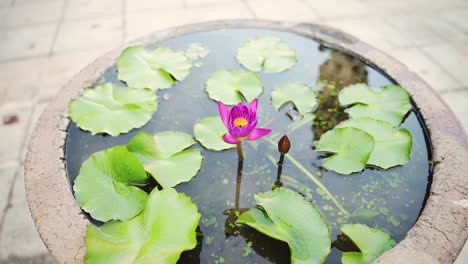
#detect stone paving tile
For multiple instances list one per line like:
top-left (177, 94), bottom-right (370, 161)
top-left (423, 44), bottom-right (468, 87)
top-left (0, 57), bottom-right (44, 105)
top-left (53, 16), bottom-right (123, 53)
top-left (0, 167), bottom-right (50, 261)
top-left (0, 24), bottom-right (56, 61)
top-left (0, 102), bottom-right (34, 164)
top-left (2, 0), bottom-right (63, 28)
top-left (441, 89), bottom-right (468, 132)
top-left (0, 163), bottom-right (18, 223)
top-left (125, 0), bottom-right (183, 13)
top-left (0, 0), bottom-right (12, 8)
top-left (185, 0), bottom-right (234, 7)
top-left (40, 49), bottom-right (103, 100)
top-left (442, 8), bottom-right (468, 33)
top-left (125, 2), bottom-right (253, 41)
top-left (246, 0), bottom-right (318, 22)
top-left (388, 48), bottom-right (462, 93)
top-left (65, 0), bottom-right (122, 21)
top-left (305, 0), bottom-right (369, 18)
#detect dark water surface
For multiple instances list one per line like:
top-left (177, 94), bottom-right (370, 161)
top-left (65, 29), bottom-right (432, 264)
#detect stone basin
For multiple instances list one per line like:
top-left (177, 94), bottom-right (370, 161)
top-left (24, 20), bottom-right (468, 263)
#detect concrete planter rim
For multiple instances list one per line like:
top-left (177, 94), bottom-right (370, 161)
top-left (24, 19), bottom-right (468, 263)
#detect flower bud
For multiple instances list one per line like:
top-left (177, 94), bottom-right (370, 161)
top-left (278, 135), bottom-right (291, 154)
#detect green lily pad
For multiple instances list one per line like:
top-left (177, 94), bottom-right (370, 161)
top-left (339, 84), bottom-right (412, 125)
top-left (85, 188), bottom-right (201, 264)
top-left (73, 146), bottom-right (149, 222)
top-left (69, 83), bottom-right (157, 136)
top-left (127, 131), bottom-right (203, 188)
top-left (193, 116), bottom-right (235, 151)
top-left (117, 46), bottom-right (192, 90)
top-left (316, 127), bottom-right (375, 175)
top-left (271, 82), bottom-right (317, 114)
top-left (338, 118), bottom-right (412, 169)
top-left (205, 69), bottom-right (263, 105)
top-left (340, 224), bottom-right (396, 264)
top-left (237, 188), bottom-right (331, 264)
top-left (237, 36), bottom-right (297, 73)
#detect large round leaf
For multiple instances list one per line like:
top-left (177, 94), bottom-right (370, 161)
top-left (73, 146), bottom-right (149, 222)
top-left (205, 69), bottom-right (263, 105)
top-left (338, 118), bottom-right (412, 169)
top-left (85, 188), bottom-right (201, 264)
top-left (117, 46), bottom-right (192, 90)
top-left (237, 188), bottom-right (331, 264)
top-left (339, 84), bottom-right (412, 125)
top-left (127, 131), bottom-right (203, 188)
top-left (316, 127), bottom-right (375, 175)
top-left (69, 83), bottom-right (157, 136)
top-left (237, 36), bottom-right (297, 73)
top-left (193, 116), bottom-right (235, 151)
top-left (271, 82), bottom-right (317, 114)
top-left (340, 224), bottom-right (396, 264)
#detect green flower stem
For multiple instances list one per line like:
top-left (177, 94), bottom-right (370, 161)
top-left (263, 137), bottom-right (349, 216)
top-left (237, 142), bottom-right (244, 161)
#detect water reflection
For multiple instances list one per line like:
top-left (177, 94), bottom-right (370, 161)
top-left (313, 46), bottom-right (368, 139)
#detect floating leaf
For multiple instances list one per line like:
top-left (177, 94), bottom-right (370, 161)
top-left (340, 224), bottom-right (396, 264)
top-left (69, 83), bottom-right (157, 136)
top-left (338, 118), bottom-right (412, 169)
top-left (271, 82), bottom-right (317, 114)
top-left (85, 188), bottom-right (201, 264)
top-left (73, 146), bottom-right (148, 222)
top-left (193, 116), bottom-right (235, 151)
top-left (127, 131), bottom-right (203, 188)
top-left (205, 69), bottom-right (263, 105)
top-left (117, 46), bottom-right (192, 90)
top-left (237, 36), bottom-right (297, 73)
top-left (316, 127), bottom-right (375, 175)
top-left (339, 84), bottom-right (412, 125)
top-left (237, 188), bottom-right (331, 264)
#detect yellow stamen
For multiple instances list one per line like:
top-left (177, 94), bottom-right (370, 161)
top-left (233, 117), bottom-right (248, 127)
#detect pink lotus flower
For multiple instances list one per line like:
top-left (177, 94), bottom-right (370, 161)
top-left (218, 99), bottom-right (271, 144)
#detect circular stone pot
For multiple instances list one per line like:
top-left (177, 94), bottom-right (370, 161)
top-left (25, 20), bottom-right (468, 263)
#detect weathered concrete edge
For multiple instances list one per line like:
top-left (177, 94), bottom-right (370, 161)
top-left (24, 19), bottom-right (468, 263)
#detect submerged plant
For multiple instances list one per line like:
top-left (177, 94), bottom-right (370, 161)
top-left (218, 98), bottom-right (271, 160)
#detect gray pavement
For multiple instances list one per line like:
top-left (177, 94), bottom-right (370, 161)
top-left (0, 0), bottom-right (467, 263)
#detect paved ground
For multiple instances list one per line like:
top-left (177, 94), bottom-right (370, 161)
top-left (0, 0), bottom-right (467, 263)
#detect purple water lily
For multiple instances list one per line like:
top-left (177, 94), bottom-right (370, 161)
top-left (218, 99), bottom-right (271, 145)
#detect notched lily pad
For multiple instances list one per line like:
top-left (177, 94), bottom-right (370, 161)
top-left (271, 82), bottom-right (317, 114)
top-left (85, 188), bottom-right (201, 264)
top-left (338, 118), bottom-right (412, 169)
top-left (316, 127), bottom-right (375, 175)
top-left (339, 84), bottom-right (412, 125)
top-left (237, 36), bottom-right (297, 73)
top-left (193, 116), bottom-right (235, 151)
top-left (73, 146), bottom-right (149, 222)
top-left (127, 131), bottom-right (203, 188)
top-left (339, 224), bottom-right (396, 264)
top-left (237, 188), bottom-right (331, 264)
top-left (117, 46), bottom-right (192, 90)
top-left (69, 83), bottom-right (157, 136)
top-left (205, 69), bottom-right (263, 105)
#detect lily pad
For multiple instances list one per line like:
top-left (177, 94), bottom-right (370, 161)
top-left (193, 116), bottom-right (235, 151)
top-left (117, 46), bottom-right (192, 90)
top-left (69, 83), bottom-right (157, 136)
top-left (73, 146), bottom-right (149, 222)
top-left (205, 69), bottom-right (263, 105)
top-left (127, 131), bottom-right (203, 188)
top-left (85, 188), bottom-right (201, 264)
top-left (237, 36), bottom-right (297, 73)
top-left (338, 118), bottom-right (412, 169)
top-left (340, 224), bottom-right (396, 264)
top-left (237, 188), bottom-right (331, 264)
top-left (271, 82), bottom-right (317, 114)
top-left (339, 84), bottom-right (412, 125)
top-left (316, 127), bottom-right (375, 175)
